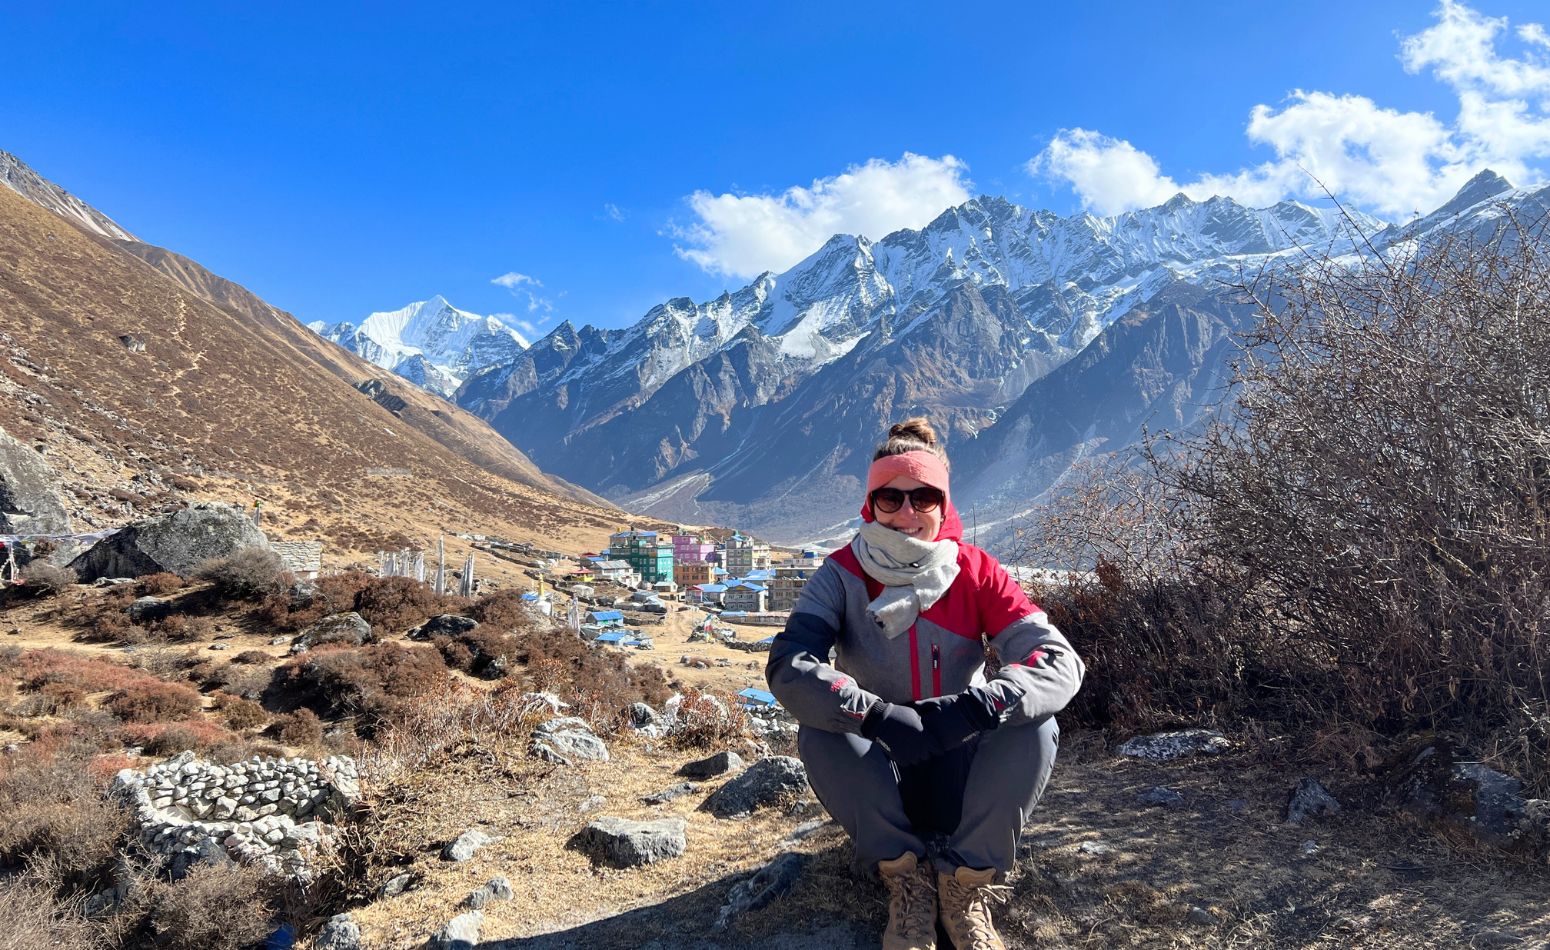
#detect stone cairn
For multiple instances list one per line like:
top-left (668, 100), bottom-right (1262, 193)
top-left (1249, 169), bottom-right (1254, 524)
top-left (110, 750), bottom-right (360, 880)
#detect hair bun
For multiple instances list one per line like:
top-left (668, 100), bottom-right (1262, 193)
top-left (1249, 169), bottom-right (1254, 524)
top-left (888, 416), bottom-right (937, 446)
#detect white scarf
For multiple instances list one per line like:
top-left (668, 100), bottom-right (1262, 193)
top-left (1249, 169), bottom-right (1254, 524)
top-left (852, 519), bottom-right (960, 638)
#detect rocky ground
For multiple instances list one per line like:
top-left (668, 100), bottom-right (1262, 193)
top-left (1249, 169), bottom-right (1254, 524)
top-left (5, 580), bottom-right (1549, 950)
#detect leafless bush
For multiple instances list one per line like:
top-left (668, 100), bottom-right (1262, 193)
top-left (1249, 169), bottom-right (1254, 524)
top-left (193, 546), bottom-right (289, 601)
top-left (0, 877), bottom-right (94, 950)
top-left (140, 862), bottom-right (274, 950)
top-left (20, 561), bottom-right (76, 596)
top-left (1156, 218), bottom-right (1550, 788)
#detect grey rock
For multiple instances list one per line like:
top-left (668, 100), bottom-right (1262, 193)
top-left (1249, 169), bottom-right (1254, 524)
top-left (69, 503), bottom-right (268, 581)
top-left (291, 612), bottom-right (372, 654)
top-left (1077, 840), bottom-right (1113, 856)
top-left (786, 818), bottom-right (830, 842)
top-left (0, 424), bottom-right (72, 535)
top-left (572, 817), bottom-right (687, 868)
top-left (1284, 778), bottom-right (1341, 825)
top-left (407, 613), bottom-right (479, 641)
top-left (380, 871), bottom-right (416, 897)
top-left (466, 875), bottom-right (514, 909)
top-left (531, 716), bottom-right (609, 764)
top-left (1298, 839), bottom-right (1319, 856)
top-left (642, 782), bottom-right (698, 805)
top-left (714, 852), bottom-right (806, 930)
top-left (315, 913), bottom-right (362, 950)
top-left (427, 910), bottom-right (483, 950)
top-left (1116, 729), bottom-right (1231, 760)
top-left (128, 596), bottom-right (174, 623)
top-left (1138, 786), bottom-right (1184, 807)
top-left (1187, 906), bottom-right (1217, 926)
top-left (678, 750), bottom-right (745, 780)
top-left (702, 756), bottom-right (808, 818)
top-left (626, 702), bottom-right (661, 728)
top-left (443, 828), bottom-right (498, 862)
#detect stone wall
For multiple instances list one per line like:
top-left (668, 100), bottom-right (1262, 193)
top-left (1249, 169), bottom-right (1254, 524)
top-left (110, 751), bottom-right (359, 880)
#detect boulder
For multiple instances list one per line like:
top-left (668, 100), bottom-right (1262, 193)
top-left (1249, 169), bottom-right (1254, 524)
top-left (641, 782), bottom-right (698, 805)
top-left (702, 756), bottom-right (808, 818)
top-left (407, 614), bottom-right (479, 641)
top-left (442, 829), bottom-right (498, 862)
top-left (1392, 742), bottom-right (1550, 857)
top-left (0, 425), bottom-right (71, 536)
top-left (1116, 729), bottom-right (1231, 760)
top-left (314, 913), bottom-right (362, 950)
top-left (1284, 778), bottom-right (1341, 825)
top-left (69, 503), bottom-right (268, 581)
top-left (128, 596), bottom-right (175, 623)
top-left (572, 817), bottom-right (686, 868)
top-left (465, 875), bottom-right (513, 909)
top-left (427, 910), bottom-right (482, 950)
top-left (290, 612), bottom-right (373, 654)
top-left (532, 717), bottom-right (609, 765)
top-left (678, 750), bottom-right (744, 780)
top-left (1137, 786), bottom-right (1184, 807)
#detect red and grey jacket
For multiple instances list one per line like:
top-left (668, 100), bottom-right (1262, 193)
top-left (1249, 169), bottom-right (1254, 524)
top-left (765, 538), bottom-right (1084, 735)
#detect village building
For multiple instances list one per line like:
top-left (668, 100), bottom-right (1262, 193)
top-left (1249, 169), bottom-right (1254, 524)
top-left (722, 580), bottom-right (767, 613)
top-left (767, 555), bottom-right (825, 612)
top-left (723, 534), bottom-right (772, 577)
top-left (607, 528), bottom-right (675, 585)
top-left (674, 560), bottom-right (714, 588)
top-left (591, 559), bottom-right (641, 587)
top-left (671, 533), bottom-right (715, 565)
top-left (688, 582), bottom-right (727, 606)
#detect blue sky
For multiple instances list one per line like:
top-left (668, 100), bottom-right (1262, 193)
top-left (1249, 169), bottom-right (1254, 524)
top-left (9, 1), bottom-right (1550, 335)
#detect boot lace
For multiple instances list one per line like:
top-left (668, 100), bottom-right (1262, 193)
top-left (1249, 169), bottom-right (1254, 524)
top-left (944, 877), bottom-right (1012, 947)
top-left (885, 865), bottom-right (937, 938)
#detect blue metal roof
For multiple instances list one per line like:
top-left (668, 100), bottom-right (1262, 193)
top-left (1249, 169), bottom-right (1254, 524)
top-left (588, 610), bottom-right (624, 622)
top-left (737, 687), bottom-right (777, 706)
top-left (696, 583), bottom-right (727, 593)
top-left (596, 631), bottom-right (627, 643)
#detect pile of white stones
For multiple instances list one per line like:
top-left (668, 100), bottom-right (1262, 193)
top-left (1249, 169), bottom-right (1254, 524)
top-left (110, 750), bottom-right (360, 880)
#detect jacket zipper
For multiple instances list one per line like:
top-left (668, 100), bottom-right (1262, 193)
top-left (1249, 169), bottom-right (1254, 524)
top-left (908, 624), bottom-right (922, 701)
top-left (931, 644), bottom-right (942, 697)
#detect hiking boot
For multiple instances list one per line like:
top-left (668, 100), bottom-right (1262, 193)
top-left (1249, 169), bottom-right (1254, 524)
top-left (937, 865), bottom-right (1011, 950)
top-left (878, 851), bottom-right (937, 950)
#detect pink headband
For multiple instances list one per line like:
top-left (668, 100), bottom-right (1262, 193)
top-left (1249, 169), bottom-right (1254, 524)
top-left (866, 450), bottom-right (950, 498)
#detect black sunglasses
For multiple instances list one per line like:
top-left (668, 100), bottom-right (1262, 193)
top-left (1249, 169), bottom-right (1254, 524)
top-left (870, 486), bottom-right (945, 514)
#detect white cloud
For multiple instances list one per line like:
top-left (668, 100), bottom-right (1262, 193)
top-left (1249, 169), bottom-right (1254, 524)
top-left (674, 153), bottom-right (973, 279)
top-left (1031, 1), bottom-right (1550, 219)
top-left (491, 272), bottom-right (540, 290)
top-left (491, 271), bottom-right (558, 323)
top-left (491, 311), bottom-right (545, 339)
top-left (603, 202), bottom-right (626, 222)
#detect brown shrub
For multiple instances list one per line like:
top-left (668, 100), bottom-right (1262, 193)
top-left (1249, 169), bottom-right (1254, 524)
top-left (136, 572), bottom-right (185, 595)
top-left (275, 643), bottom-right (450, 735)
top-left (146, 613), bottom-right (216, 643)
top-left (213, 692), bottom-right (268, 731)
top-left (231, 650), bottom-right (273, 665)
top-left (142, 862), bottom-right (274, 950)
top-left (116, 721), bottom-right (249, 761)
top-left (20, 561), bottom-right (76, 596)
top-left (434, 627), bottom-right (520, 679)
top-left (216, 663), bottom-right (275, 702)
top-left (352, 576), bottom-right (469, 638)
top-left (470, 588), bottom-right (544, 632)
top-left (17, 649), bottom-right (155, 694)
top-left (274, 708), bottom-right (324, 747)
top-left (256, 570), bottom-right (374, 632)
top-left (513, 625), bottom-right (672, 729)
top-left (0, 877), bottom-right (95, 950)
top-left (167, 474), bottom-right (201, 492)
top-left (105, 681), bottom-right (203, 724)
top-left (193, 546), bottom-right (289, 601)
top-left (11, 682), bottom-right (88, 718)
top-left (669, 687), bottom-right (749, 750)
top-left (0, 743), bottom-right (131, 893)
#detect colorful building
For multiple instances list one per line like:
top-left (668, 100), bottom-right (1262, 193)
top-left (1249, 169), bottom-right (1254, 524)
top-left (724, 535), bottom-right (772, 577)
top-left (672, 533), bottom-right (716, 565)
top-left (608, 529), bottom-right (675, 585)
top-left (674, 560), bottom-right (715, 588)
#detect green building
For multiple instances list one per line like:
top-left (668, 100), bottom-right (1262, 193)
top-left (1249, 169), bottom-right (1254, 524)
top-left (607, 529), bottom-right (675, 585)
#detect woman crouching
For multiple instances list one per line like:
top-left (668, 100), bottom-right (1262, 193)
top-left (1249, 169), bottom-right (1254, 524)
top-left (765, 417), bottom-right (1084, 950)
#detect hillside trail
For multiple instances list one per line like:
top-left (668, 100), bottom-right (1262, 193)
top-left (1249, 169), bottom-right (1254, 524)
top-left (399, 728), bottom-right (1550, 950)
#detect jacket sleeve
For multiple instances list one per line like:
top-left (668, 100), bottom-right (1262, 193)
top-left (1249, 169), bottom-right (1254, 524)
top-left (974, 555), bottom-right (1085, 727)
top-left (764, 559), bottom-right (881, 734)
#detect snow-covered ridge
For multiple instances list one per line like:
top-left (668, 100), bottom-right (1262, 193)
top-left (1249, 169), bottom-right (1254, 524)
top-left (309, 295), bottom-right (528, 398)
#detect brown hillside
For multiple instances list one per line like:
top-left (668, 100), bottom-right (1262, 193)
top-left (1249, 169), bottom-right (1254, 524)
top-left (0, 184), bottom-right (618, 556)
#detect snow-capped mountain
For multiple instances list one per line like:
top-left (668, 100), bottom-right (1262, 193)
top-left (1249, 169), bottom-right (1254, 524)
top-left (456, 189), bottom-right (1393, 544)
top-left (310, 296), bottom-right (529, 398)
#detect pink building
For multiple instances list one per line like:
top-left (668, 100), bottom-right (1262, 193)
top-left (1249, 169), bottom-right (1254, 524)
top-left (672, 534), bottom-right (715, 564)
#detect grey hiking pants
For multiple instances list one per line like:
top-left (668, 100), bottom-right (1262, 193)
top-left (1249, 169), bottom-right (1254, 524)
top-left (797, 715), bottom-right (1059, 874)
